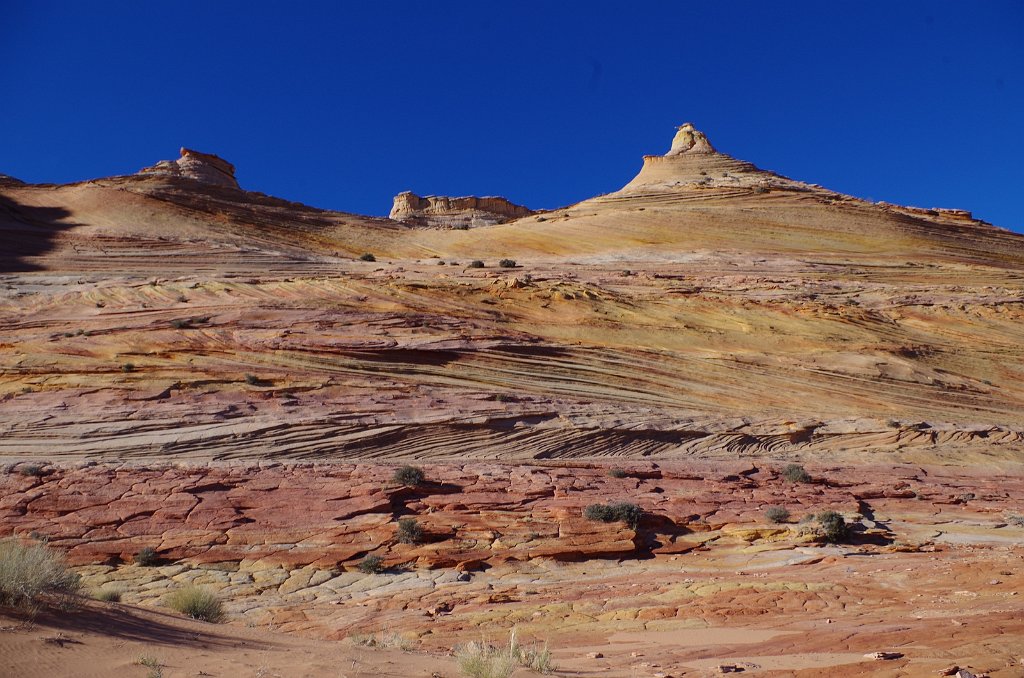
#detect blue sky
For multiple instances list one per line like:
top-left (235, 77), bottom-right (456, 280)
top-left (1, 2), bottom-right (1021, 230)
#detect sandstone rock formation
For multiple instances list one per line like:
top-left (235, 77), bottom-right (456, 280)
top-left (137, 147), bottom-right (239, 188)
top-left (1, 124), bottom-right (1023, 464)
top-left (667, 121), bottom-right (716, 155)
top-left (3, 123), bottom-right (1024, 678)
top-left (389, 190), bottom-right (533, 227)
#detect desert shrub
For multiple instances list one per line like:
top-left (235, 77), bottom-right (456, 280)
top-left (350, 629), bottom-right (414, 650)
top-left (437, 260), bottom-right (446, 265)
top-left (170, 318), bottom-right (191, 329)
top-left (16, 463), bottom-right (45, 477)
top-left (458, 642), bottom-right (516, 678)
top-left (94, 587), bottom-right (122, 602)
top-left (607, 468), bottom-right (628, 479)
top-left (134, 546), bottom-right (160, 566)
top-left (1006, 514), bottom-right (1024, 527)
top-left (817, 510), bottom-right (848, 543)
top-left (468, 260), bottom-right (485, 268)
top-left (176, 295), bottom-right (188, 303)
top-left (498, 259), bottom-right (517, 268)
top-left (393, 465), bottom-right (425, 487)
top-left (0, 538), bottom-right (81, 612)
top-left (782, 463), bottom-right (811, 483)
top-left (396, 518), bottom-right (423, 544)
top-left (121, 363), bottom-right (136, 373)
top-left (457, 629), bottom-right (553, 678)
top-left (765, 506), bottom-right (790, 523)
top-left (165, 586), bottom-right (223, 622)
top-left (359, 253), bottom-right (376, 262)
top-left (243, 373), bottom-right (264, 386)
top-left (584, 502), bottom-right (643, 529)
top-left (138, 656), bottom-right (163, 678)
top-left (357, 555), bottom-right (385, 574)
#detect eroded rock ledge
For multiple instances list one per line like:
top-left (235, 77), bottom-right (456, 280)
top-left (389, 191), bottom-right (533, 228)
top-left (138, 147), bottom-right (239, 189)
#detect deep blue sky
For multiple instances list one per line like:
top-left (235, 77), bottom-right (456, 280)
top-left (2, 2), bottom-right (1021, 230)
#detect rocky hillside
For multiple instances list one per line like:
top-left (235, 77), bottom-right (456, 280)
top-left (2, 124), bottom-right (1023, 462)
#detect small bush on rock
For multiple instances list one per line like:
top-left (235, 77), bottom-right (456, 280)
top-left (359, 253), bottom-right (376, 262)
top-left (607, 468), bottom-right (628, 479)
top-left (817, 510), bottom-right (848, 543)
top-left (16, 463), bottom-right (45, 477)
top-left (134, 546), bottom-right (160, 566)
top-left (583, 502), bottom-right (643, 529)
top-left (94, 587), bottom-right (122, 602)
top-left (396, 518), bottom-right (423, 544)
top-left (765, 506), bottom-right (791, 523)
top-left (782, 463), bottom-right (811, 483)
top-left (165, 586), bottom-right (223, 622)
top-left (468, 260), bottom-right (485, 268)
top-left (357, 555), bottom-right (385, 574)
top-left (393, 465), bottom-right (425, 487)
top-left (498, 259), bottom-right (517, 268)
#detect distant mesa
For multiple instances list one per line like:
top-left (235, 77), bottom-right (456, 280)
top-left (389, 191), bottom-right (533, 228)
top-left (0, 173), bottom-right (25, 186)
top-left (138, 147), bottom-right (239, 189)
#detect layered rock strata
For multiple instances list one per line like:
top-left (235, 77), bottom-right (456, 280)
top-left (137, 147), bottom-right (239, 188)
top-left (389, 191), bottom-right (533, 227)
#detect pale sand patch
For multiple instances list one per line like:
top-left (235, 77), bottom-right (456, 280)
top-left (682, 651), bottom-right (870, 671)
top-left (608, 626), bottom-right (789, 647)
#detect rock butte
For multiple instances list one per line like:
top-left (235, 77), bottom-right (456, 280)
top-left (1, 122), bottom-right (1023, 677)
top-left (390, 191), bottom-right (534, 228)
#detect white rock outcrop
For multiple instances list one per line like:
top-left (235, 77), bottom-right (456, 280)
top-left (138, 148), bottom-right (239, 188)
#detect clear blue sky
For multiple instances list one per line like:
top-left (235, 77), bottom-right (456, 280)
top-left (2, 2), bottom-right (1021, 230)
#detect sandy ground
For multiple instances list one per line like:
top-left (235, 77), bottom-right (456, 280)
top-left (1, 601), bottom-right (456, 678)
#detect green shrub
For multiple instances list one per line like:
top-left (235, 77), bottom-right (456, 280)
top-left (94, 587), bottom-right (122, 602)
top-left (165, 586), bottom-right (223, 622)
top-left (138, 655), bottom-right (163, 678)
top-left (782, 463), bottom-right (811, 483)
top-left (456, 629), bottom-right (553, 678)
top-left (16, 463), bottom-right (45, 477)
top-left (468, 260), bottom-right (485, 268)
top-left (243, 373), bottom-right (264, 386)
top-left (396, 518), bottom-right (423, 544)
top-left (583, 502), bottom-right (643, 529)
top-left (393, 465), bottom-right (425, 487)
top-left (349, 629), bottom-right (414, 650)
top-left (0, 538), bottom-right (81, 612)
top-left (121, 363), bottom-right (136, 373)
top-left (134, 546), bottom-right (159, 566)
top-left (607, 468), bottom-right (628, 479)
top-left (170, 318), bottom-right (191, 329)
top-left (498, 259), bottom-right (517, 268)
top-left (359, 253), bottom-right (376, 262)
top-left (817, 510), bottom-right (848, 543)
top-left (357, 555), bottom-right (385, 574)
top-left (765, 506), bottom-right (790, 523)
